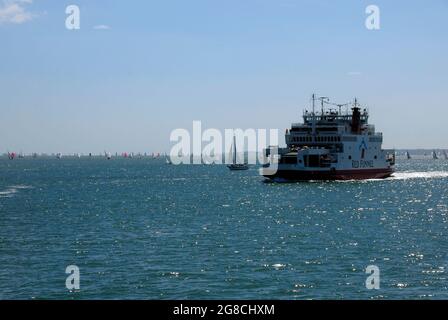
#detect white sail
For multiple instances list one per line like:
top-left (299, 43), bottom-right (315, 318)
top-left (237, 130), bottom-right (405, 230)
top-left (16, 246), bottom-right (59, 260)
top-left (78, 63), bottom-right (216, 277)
top-left (227, 135), bottom-right (249, 170)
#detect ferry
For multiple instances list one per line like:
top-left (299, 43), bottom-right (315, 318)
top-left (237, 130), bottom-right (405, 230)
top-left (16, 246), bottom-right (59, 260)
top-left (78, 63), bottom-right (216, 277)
top-left (262, 95), bottom-right (395, 181)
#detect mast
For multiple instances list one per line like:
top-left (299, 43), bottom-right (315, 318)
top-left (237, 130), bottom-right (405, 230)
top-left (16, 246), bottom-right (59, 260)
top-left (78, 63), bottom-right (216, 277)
top-left (311, 94), bottom-right (316, 137)
top-left (233, 135), bottom-right (237, 165)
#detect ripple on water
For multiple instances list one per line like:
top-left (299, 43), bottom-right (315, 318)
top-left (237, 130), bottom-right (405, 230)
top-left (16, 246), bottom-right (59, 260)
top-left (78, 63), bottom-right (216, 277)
top-left (1, 159), bottom-right (448, 299)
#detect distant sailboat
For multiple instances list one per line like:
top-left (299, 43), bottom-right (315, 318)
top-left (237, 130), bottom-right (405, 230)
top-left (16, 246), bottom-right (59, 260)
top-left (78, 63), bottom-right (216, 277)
top-left (165, 154), bottom-right (172, 165)
top-left (405, 151), bottom-right (411, 160)
top-left (432, 150), bottom-right (439, 160)
top-left (7, 152), bottom-right (16, 160)
top-left (443, 150), bottom-right (448, 160)
top-left (105, 151), bottom-right (112, 160)
top-left (227, 135), bottom-right (249, 171)
top-left (56, 153), bottom-right (62, 159)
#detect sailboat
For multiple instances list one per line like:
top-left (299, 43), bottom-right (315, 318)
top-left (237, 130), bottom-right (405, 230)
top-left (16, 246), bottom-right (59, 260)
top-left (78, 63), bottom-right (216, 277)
top-left (405, 151), bottom-right (411, 159)
top-left (432, 150), bottom-right (439, 160)
top-left (165, 154), bottom-right (172, 165)
top-left (443, 150), bottom-right (448, 160)
top-left (227, 135), bottom-right (249, 171)
top-left (105, 151), bottom-right (112, 160)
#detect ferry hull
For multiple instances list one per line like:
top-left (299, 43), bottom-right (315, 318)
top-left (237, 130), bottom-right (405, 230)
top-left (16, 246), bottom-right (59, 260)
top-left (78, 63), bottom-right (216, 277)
top-left (264, 168), bottom-right (394, 181)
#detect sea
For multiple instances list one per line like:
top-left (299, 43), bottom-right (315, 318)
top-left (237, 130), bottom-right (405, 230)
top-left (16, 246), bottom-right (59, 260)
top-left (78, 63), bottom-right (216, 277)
top-left (1, 157), bottom-right (448, 299)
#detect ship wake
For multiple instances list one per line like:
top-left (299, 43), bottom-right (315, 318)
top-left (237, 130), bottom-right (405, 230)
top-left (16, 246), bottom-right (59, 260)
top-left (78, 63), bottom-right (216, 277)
top-left (389, 171), bottom-right (448, 180)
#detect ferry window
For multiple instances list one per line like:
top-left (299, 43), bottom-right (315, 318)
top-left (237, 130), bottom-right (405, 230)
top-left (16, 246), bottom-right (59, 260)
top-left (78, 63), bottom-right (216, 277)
top-left (348, 156), bottom-right (352, 160)
top-left (286, 157), bottom-right (296, 164)
top-left (308, 155), bottom-right (319, 167)
top-left (361, 149), bottom-right (365, 159)
top-left (374, 156), bottom-right (377, 159)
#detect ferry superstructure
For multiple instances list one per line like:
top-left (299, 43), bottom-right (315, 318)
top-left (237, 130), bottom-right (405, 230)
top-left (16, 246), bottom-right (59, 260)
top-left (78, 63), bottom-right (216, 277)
top-left (262, 95), bottom-right (395, 181)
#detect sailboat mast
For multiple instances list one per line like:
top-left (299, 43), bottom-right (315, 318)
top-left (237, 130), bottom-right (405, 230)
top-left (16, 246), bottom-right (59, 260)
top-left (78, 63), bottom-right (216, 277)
top-left (233, 135), bottom-right (237, 164)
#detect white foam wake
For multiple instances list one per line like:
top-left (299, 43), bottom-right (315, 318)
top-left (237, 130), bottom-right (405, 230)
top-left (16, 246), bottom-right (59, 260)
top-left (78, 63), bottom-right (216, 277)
top-left (0, 188), bottom-right (18, 198)
top-left (0, 185), bottom-right (33, 198)
top-left (390, 171), bottom-right (448, 180)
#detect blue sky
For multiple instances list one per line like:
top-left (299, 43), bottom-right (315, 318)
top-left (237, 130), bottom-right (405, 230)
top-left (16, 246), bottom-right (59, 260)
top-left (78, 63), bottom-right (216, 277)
top-left (1, 0), bottom-right (447, 153)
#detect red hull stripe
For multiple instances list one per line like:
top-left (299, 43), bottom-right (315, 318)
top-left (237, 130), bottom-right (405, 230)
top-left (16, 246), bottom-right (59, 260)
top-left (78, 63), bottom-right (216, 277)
top-left (265, 168), bottom-right (394, 181)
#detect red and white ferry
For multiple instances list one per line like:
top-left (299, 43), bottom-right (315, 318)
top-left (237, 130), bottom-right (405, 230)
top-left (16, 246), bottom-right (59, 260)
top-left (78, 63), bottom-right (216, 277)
top-left (262, 95), bottom-right (395, 181)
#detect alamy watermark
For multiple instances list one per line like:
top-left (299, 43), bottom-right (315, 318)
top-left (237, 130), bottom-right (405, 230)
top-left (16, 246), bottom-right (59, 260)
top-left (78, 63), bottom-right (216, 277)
top-left (365, 5), bottom-right (380, 30)
top-left (365, 265), bottom-right (380, 290)
top-left (66, 265), bottom-right (80, 291)
top-left (65, 5), bottom-right (80, 30)
top-left (169, 121), bottom-right (279, 168)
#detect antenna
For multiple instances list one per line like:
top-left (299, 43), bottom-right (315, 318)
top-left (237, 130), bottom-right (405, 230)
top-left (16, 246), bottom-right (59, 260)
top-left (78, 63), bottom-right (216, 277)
top-left (318, 96), bottom-right (329, 115)
top-left (311, 93), bottom-right (316, 137)
top-left (336, 104), bottom-right (343, 114)
top-left (312, 93), bottom-right (315, 115)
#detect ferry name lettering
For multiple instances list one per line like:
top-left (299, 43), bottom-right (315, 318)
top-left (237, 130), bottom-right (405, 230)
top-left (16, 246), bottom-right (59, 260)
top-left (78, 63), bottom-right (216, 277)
top-left (352, 160), bottom-right (373, 168)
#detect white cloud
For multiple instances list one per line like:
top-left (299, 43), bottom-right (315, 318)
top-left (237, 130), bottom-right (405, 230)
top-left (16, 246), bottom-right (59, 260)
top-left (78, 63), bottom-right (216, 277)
top-left (347, 71), bottom-right (362, 76)
top-left (93, 25), bottom-right (111, 30)
top-left (0, 0), bottom-right (35, 25)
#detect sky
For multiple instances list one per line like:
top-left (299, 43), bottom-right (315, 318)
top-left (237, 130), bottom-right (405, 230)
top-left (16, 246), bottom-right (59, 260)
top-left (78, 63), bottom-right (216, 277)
top-left (1, 0), bottom-right (447, 153)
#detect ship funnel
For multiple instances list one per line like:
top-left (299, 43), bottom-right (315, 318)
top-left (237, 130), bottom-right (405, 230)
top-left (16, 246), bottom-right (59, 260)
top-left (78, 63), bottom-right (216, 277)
top-left (351, 102), bottom-right (361, 134)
